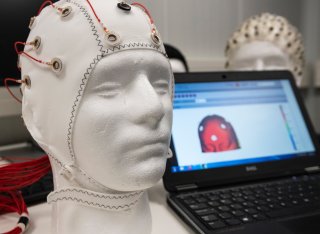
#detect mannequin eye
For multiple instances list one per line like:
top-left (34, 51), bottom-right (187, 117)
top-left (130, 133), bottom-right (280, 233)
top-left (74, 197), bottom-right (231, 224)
top-left (153, 80), bottom-right (169, 95)
top-left (94, 82), bottom-right (122, 98)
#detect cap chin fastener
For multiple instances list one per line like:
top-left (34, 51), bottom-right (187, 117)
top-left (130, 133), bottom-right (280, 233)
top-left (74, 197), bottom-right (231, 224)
top-left (60, 164), bottom-right (76, 182)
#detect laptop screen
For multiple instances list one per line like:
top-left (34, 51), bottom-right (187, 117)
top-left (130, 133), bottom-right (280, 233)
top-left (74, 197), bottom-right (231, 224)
top-left (171, 79), bottom-right (316, 173)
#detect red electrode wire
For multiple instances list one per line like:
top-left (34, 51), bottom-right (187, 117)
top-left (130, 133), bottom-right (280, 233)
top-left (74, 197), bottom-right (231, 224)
top-left (0, 156), bottom-right (51, 191)
top-left (131, 2), bottom-right (154, 25)
top-left (3, 78), bottom-right (23, 104)
top-left (0, 156), bottom-right (51, 234)
top-left (86, 0), bottom-right (110, 33)
top-left (15, 41), bottom-right (51, 67)
top-left (37, 0), bottom-right (62, 16)
top-left (37, 0), bottom-right (54, 15)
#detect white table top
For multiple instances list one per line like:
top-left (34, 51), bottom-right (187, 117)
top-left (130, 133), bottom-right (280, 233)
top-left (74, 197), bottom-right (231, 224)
top-left (0, 180), bottom-right (194, 234)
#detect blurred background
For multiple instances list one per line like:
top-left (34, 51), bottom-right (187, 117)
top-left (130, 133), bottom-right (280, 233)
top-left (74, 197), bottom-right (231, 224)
top-left (1, 0), bottom-right (320, 137)
top-left (139, 0), bottom-right (320, 133)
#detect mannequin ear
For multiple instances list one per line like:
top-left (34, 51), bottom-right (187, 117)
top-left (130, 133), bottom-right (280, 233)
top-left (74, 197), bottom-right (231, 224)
top-left (167, 148), bottom-right (173, 159)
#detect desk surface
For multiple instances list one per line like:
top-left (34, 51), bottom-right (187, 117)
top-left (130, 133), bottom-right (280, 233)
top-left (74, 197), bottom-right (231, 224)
top-left (1, 180), bottom-right (194, 234)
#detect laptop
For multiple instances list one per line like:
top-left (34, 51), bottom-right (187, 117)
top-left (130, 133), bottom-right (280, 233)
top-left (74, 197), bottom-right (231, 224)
top-left (163, 71), bottom-right (320, 234)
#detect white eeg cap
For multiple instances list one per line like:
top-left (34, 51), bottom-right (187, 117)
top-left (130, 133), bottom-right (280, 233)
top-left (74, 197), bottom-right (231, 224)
top-left (225, 13), bottom-right (305, 82)
top-left (20, 0), bottom-right (169, 171)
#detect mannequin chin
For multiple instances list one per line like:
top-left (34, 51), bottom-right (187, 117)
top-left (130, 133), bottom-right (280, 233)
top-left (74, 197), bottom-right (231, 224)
top-left (228, 41), bottom-right (293, 73)
top-left (73, 50), bottom-right (173, 192)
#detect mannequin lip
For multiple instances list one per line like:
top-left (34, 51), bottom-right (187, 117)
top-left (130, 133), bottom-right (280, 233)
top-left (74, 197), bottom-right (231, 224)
top-left (143, 134), bottom-right (170, 146)
top-left (124, 133), bottom-right (170, 156)
top-left (130, 142), bottom-right (168, 158)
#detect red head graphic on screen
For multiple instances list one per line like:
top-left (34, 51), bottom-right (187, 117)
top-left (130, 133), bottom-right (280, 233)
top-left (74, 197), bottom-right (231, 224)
top-left (198, 115), bottom-right (240, 153)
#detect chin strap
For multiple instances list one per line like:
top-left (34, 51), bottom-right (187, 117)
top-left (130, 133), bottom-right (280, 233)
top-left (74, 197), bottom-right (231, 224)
top-left (47, 187), bottom-right (144, 211)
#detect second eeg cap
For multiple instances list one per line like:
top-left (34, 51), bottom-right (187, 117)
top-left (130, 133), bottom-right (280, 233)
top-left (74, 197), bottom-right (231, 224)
top-left (225, 13), bottom-right (305, 83)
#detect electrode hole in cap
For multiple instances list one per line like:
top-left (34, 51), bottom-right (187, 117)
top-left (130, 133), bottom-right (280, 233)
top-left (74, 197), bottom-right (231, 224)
top-left (117, 2), bottom-right (131, 11)
top-left (23, 75), bottom-right (31, 88)
top-left (32, 36), bottom-right (41, 50)
top-left (51, 58), bottom-right (63, 73)
top-left (151, 31), bottom-right (161, 46)
top-left (61, 6), bottom-right (72, 17)
top-left (105, 32), bottom-right (121, 47)
top-left (108, 34), bottom-right (117, 42)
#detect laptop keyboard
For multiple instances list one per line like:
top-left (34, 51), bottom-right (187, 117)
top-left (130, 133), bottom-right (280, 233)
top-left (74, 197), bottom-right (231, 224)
top-left (176, 174), bottom-right (320, 231)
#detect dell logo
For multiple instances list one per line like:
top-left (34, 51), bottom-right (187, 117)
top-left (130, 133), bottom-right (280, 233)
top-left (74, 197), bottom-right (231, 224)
top-left (246, 166), bottom-right (257, 172)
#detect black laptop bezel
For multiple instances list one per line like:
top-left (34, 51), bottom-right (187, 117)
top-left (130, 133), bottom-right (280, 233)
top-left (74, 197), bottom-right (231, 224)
top-left (164, 70), bottom-right (320, 192)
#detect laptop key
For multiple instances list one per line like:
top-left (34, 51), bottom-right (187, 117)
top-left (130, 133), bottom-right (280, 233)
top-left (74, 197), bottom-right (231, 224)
top-left (220, 194), bottom-right (231, 199)
top-left (230, 204), bottom-right (243, 209)
top-left (208, 201), bottom-right (220, 207)
top-left (242, 201), bottom-right (255, 207)
top-left (208, 195), bottom-right (219, 201)
top-left (195, 208), bottom-right (217, 216)
top-left (207, 221), bottom-right (226, 230)
top-left (201, 214), bottom-right (218, 222)
top-left (253, 213), bottom-right (267, 220)
top-left (232, 210), bottom-right (245, 217)
top-left (189, 203), bottom-right (208, 210)
top-left (218, 206), bottom-right (230, 212)
top-left (196, 197), bottom-right (208, 203)
top-left (225, 218), bottom-right (241, 226)
top-left (219, 212), bottom-right (233, 219)
top-left (220, 199), bottom-right (232, 205)
top-left (183, 199), bottom-right (196, 205)
top-left (233, 197), bottom-right (245, 203)
top-left (240, 216), bottom-right (254, 223)
top-left (244, 208), bottom-right (258, 214)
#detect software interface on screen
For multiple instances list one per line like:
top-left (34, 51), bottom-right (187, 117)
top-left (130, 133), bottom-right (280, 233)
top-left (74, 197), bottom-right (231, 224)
top-left (171, 79), bottom-right (316, 173)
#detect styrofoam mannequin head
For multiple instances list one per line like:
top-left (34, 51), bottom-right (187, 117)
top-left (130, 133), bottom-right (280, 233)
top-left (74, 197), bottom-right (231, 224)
top-left (20, 0), bottom-right (173, 192)
top-left (73, 50), bottom-right (172, 191)
top-left (225, 13), bottom-right (305, 86)
top-left (228, 40), bottom-right (292, 71)
top-left (170, 58), bottom-right (187, 73)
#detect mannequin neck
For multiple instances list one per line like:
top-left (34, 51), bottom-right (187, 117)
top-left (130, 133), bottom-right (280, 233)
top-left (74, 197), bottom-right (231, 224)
top-left (48, 158), bottom-right (152, 234)
top-left (50, 192), bottom-right (151, 234)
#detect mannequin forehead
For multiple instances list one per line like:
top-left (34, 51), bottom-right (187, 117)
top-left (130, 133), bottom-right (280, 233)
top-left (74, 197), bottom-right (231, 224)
top-left (91, 50), bottom-right (171, 79)
top-left (230, 41), bottom-right (289, 62)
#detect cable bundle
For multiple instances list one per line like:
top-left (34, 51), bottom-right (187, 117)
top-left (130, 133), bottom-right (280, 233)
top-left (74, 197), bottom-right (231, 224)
top-left (0, 156), bottom-right (51, 234)
top-left (0, 156), bottom-right (51, 191)
top-left (0, 191), bottom-right (28, 234)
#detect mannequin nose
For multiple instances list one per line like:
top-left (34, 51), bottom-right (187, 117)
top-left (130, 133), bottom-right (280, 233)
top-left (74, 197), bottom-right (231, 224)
top-left (129, 74), bottom-right (165, 127)
top-left (254, 59), bottom-right (265, 71)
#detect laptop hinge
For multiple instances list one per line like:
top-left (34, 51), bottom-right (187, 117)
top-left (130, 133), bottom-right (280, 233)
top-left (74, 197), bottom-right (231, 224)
top-left (176, 184), bottom-right (198, 191)
top-left (305, 166), bottom-right (320, 173)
